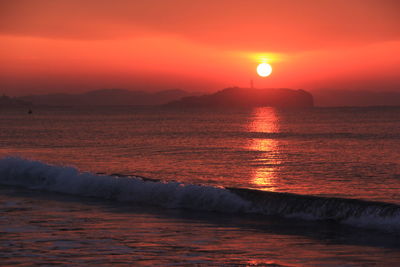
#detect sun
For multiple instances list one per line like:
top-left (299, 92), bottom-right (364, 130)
top-left (257, 63), bottom-right (272, 77)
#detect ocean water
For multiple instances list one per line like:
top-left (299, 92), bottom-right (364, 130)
top-left (0, 106), bottom-right (399, 265)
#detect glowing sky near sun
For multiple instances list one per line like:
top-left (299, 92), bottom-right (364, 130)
top-left (0, 0), bottom-right (399, 95)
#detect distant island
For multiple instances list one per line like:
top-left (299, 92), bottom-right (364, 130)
top-left (165, 87), bottom-right (314, 108)
top-left (0, 94), bottom-right (31, 107)
top-left (17, 88), bottom-right (194, 106)
top-left (8, 87), bottom-right (400, 108)
top-left (9, 88), bottom-right (313, 108)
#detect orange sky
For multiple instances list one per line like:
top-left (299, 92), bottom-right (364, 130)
top-left (1, 0), bottom-right (399, 95)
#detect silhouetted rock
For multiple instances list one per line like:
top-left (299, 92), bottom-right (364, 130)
top-left (18, 88), bottom-right (193, 106)
top-left (166, 87), bottom-right (314, 108)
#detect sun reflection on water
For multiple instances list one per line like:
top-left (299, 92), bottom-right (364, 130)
top-left (247, 107), bottom-right (280, 191)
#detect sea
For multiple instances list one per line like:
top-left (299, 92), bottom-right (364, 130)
top-left (0, 105), bottom-right (399, 266)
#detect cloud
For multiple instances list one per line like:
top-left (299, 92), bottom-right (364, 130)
top-left (1, 0), bottom-right (399, 95)
top-left (1, 0), bottom-right (399, 52)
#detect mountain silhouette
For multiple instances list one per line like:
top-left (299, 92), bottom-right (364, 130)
top-left (18, 89), bottom-right (193, 106)
top-left (166, 87), bottom-right (314, 108)
top-left (0, 94), bottom-right (31, 107)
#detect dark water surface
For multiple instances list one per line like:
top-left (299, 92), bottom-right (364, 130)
top-left (1, 186), bottom-right (399, 266)
top-left (1, 106), bottom-right (399, 202)
top-left (0, 106), bottom-right (399, 265)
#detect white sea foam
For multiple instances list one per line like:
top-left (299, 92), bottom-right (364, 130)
top-left (0, 157), bottom-right (399, 233)
top-left (229, 188), bottom-right (400, 233)
top-left (0, 157), bottom-right (251, 213)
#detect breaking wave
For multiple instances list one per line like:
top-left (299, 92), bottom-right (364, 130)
top-left (0, 157), bottom-right (399, 233)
